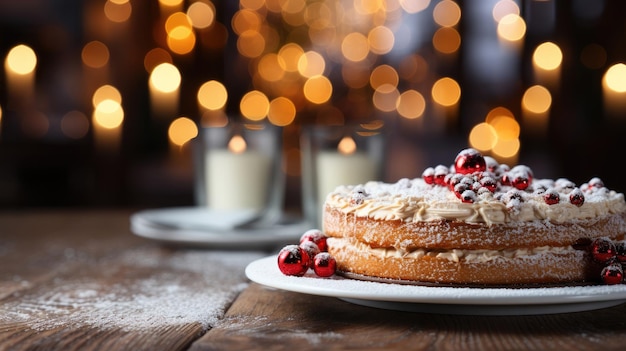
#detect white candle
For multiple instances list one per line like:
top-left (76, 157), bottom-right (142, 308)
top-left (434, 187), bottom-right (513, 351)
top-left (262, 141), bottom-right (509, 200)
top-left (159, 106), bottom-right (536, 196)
top-left (315, 136), bottom-right (377, 207)
top-left (205, 135), bottom-right (272, 211)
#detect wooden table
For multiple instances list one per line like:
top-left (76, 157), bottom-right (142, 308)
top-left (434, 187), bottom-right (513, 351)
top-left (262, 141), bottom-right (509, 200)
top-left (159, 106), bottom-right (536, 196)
top-left (1, 210), bottom-right (626, 351)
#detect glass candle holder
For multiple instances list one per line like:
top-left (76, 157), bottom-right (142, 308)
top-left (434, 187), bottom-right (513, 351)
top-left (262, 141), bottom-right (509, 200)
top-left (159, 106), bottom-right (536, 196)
top-left (194, 122), bottom-right (284, 220)
top-left (300, 123), bottom-right (386, 228)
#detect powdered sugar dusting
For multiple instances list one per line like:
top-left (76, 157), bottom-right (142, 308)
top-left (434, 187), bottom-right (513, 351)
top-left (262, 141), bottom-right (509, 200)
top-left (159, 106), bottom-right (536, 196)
top-left (0, 248), bottom-right (265, 332)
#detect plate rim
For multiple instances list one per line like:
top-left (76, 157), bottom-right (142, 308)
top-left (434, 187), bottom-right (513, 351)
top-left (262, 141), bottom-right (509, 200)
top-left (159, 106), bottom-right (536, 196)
top-left (245, 255), bottom-right (626, 307)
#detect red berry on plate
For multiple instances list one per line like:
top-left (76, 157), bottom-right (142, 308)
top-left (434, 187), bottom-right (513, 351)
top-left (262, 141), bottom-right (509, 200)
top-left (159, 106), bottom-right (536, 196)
top-left (299, 241), bottom-right (320, 267)
top-left (454, 148), bottom-right (486, 175)
top-left (313, 252), bottom-right (336, 277)
top-left (277, 245), bottom-right (310, 276)
top-left (601, 263), bottom-right (623, 285)
top-left (300, 229), bottom-right (328, 252)
top-left (569, 189), bottom-right (585, 207)
top-left (544, 190), bottom-right (560, 205)
top-left (591, 238), bottom-right (616, 263)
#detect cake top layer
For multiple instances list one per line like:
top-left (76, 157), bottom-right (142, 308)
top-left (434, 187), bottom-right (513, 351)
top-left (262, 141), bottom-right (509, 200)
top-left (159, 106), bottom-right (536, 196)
top-left (325, 148), bottom-right (626, 225)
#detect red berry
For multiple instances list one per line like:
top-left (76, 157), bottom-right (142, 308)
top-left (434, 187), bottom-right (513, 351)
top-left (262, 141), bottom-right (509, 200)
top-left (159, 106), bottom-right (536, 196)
top-left (422, 167), bottom-right (435, 185)
top-left (480, 176), bottom-right (497, 193)
top-left (299, 241), bottom-right (320, 268)
top-left (460, 189), bottom-right (477, 203)
top-left (434, 165), bottom-right (449, 186)
top-left (454, 182), bottom-right (470, 199)
top-left (591, 238), bottom-right (617, 263)
top-left (300, 229), bottom-right (328, 252)
top-left (313, 252), bottom-right (336, 277)
top-left (601, 263), bottom-right (623, 285)
top-left (484, 156), bottom-right (499, 173)
top-left (454, 148), bottom-right (486, 175)
top-left (544, 190), bottom-right (560, 205)
top-left (569, 189), bottom-right (585, 207)
top-left (615, 242), bottom-right (626, 263)
top-left (277, 245), bottom-right (310, 276)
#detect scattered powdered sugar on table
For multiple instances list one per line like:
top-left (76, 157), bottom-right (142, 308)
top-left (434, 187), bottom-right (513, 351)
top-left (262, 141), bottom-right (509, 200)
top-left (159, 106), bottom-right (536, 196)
top-left (0, 248), bottom-right (266, 332)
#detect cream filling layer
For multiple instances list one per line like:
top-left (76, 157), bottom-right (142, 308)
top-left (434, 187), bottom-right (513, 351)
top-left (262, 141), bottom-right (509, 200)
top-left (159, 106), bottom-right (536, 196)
top-left (330, 238), bottom-right (575, 264)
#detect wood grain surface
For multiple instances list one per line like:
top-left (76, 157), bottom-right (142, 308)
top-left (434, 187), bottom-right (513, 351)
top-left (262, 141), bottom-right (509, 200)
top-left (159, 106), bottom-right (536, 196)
top-left (1, 210), bottom-right (625, 351)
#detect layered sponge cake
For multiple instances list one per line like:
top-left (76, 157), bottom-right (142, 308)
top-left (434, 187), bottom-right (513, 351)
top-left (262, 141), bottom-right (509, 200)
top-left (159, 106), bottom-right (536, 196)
top-left (323, 149), bottom-right (626, 285)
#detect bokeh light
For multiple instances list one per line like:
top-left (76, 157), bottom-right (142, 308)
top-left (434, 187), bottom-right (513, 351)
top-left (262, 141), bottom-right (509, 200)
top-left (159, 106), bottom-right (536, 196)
top-left (533, 42), bottom-right (563, 71)
top-left (149, 63), bottom-right (181, 93)
top-left (604, 63), bottom-right (626, 93)
top-left (197, 80), bottom-right (228, 111)
top-left (431, 77), bottom-right (461, 106)
top-left (168, 117), bottom-right (198, 147)
top-left (240, 90), bottom-right (270, 120)
top-left (522, 85), bottom-right (552, 113)
top-left (82, 41), bottom-right (110, 69)
top-left (5, 44), bottom-right (37, 75)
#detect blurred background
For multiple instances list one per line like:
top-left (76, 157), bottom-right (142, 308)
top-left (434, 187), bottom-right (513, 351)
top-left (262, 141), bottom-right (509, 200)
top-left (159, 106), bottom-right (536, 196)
top-left (0, 0), bottom-right (625, 211)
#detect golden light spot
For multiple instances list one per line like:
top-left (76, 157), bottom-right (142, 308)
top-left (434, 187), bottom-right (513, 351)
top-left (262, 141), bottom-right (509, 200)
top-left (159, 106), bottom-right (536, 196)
top-left (342, 32), bottom-right (369, 62)
top-left (372, 84), bottom-right (400, 112)
top-left (268, 97), bottom-right (296, 126)
top-left (497, 14), bottom-right (526, 42)
top-left (522, 85), bottom-right (552, 113)
top-left (94, 99), bottom-right (124, 129)
top-left (167, 26), bottom-right (196, 55)
top-left (485, 106), bottom-right (514, 124)
top-left (492, 138), bottom-right (520, 159)
top-left (492, 0), bottom-right (519, 22)
top-left (370, 64), bottom-right (399, 90)
top-left (61, 110), bottom-right (90, 139)
top-left (237, 30), bottom-right (266, 58)
top-left (396, 90), bottom-right (426, 119)
top-left (168, 117), bottom-right (198, 147)
top-left (165, 12), bottom-right (192, 34)
top-left (258, 54), bottom-right (286, 82)
top-left (533, 42), bottom-right (562, 71)
top-left (104, 0), bottom-right (132, 22)
top-left (432, 27), bottom-right (461, 54)
top-left (469, 123), bottom-right (497, 152)
top-left (399, 0), bottom-right (431, 14)
top-left (603, 63), bottom-right (626, 93)
top-left (5, 44), bottom-right (37, 75)
top-left (232, 9), bottom-right (263, 35)
top-left (368, 26), bottom-right (394, 55)
top-left (149, 63), bottom-right (181, 93)
top-left (187, 1), bottom-right (215, 29)
top-left (144, 48), bottom-right (172, 73)
top-left (278, 43), bottom-right (304, 72)
top-left (303, 75), bottom-right (332, 104)
top-left (490, 115), bottom-right (520, 140)
top-left (197, 80), bottom-right (228, 111)
top-left (337, 136), bottom-right (356, 155)
top-left (93, 85), bottom-right (122, 107)
top-left (433, 0), bottom-right (461, 27)
top-left (297, 51), bottom-right (325, 78)
top-left (82, 41), bottom-right (109, 69)
top-left (228, 134), bottom-right (247, 153)
top-left (240, 90), bottom-right (270, 121)
top-left (431, 77), bottom-right (461, 106)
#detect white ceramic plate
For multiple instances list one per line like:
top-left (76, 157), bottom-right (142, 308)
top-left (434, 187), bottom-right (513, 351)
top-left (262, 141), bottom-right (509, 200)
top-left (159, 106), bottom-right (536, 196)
top-left (130, 207), bottom-right (312, 248)
top-left (245, 256), bottom-right (626, 315)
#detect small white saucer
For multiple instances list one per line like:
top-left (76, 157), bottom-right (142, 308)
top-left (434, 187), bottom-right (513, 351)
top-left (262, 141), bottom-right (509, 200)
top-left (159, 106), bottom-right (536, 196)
top-left (130, 207), bottom-right (312, 249)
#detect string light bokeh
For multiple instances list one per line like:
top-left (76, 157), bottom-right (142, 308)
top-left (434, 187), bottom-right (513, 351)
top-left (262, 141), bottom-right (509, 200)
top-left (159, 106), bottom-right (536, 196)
top-left (0, 0), bottom-right (625, 209)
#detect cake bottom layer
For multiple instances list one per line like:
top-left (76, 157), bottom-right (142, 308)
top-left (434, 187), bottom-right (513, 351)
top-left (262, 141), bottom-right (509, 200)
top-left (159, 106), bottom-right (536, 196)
top-left (327, 237), bottom-right (599, 286)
